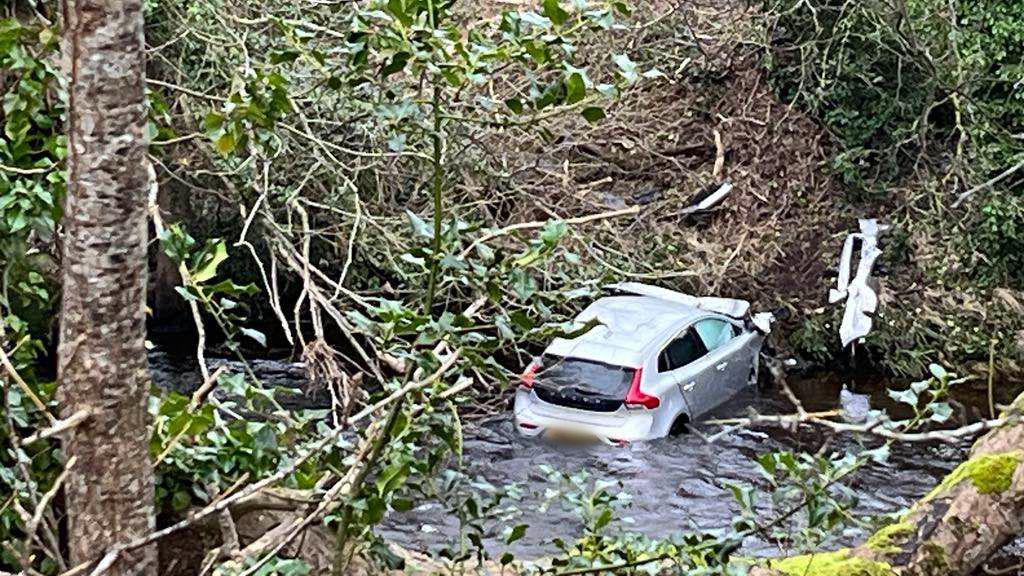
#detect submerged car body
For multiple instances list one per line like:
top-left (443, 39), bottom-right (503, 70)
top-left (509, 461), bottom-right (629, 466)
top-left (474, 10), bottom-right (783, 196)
top-left (514, 283), bottom-right (771, 444)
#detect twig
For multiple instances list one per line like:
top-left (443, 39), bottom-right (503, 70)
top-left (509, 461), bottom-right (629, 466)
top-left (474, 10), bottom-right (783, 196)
top-left (145, 78), bottom-right (227, 102)
top-left (25, 457), bottom-right (77, 549)
top-left (0, 338), bottom-right (55, 424)
top-left (951, 159), bottom-right (1024, 208)
top-left (189, 366), bottom-right (228, 411)
top-left (458, 205), bottom-right (641, 259)
top-left (21, 409), bottom-right (92, 445)
top-left (706, 410), bottom-right (1013, 444)
top-left (712, 128), bottom-right (725, 179)
top-left (0, 163), bottom-right (53, 175)
top-left (348, 351), bottom-right (460, 425)
top-left (987, 338), bottom-right (996, 420)
top-left (148, 172), bottom-right (211, 382)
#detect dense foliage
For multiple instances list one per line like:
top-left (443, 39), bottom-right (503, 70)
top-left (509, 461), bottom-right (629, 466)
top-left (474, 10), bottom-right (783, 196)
top-left (766, 0), bottom-right (1024, 374)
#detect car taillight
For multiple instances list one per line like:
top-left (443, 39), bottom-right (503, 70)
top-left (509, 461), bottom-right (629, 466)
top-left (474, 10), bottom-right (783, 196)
top-left (624, 368), bottom-right (659, 409)
top-left (519, 358), bottom-right (541, 389)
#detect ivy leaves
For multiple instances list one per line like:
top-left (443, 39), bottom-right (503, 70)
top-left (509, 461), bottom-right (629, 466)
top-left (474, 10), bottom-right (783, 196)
top-left (158, 224), bottom-right (263, 349)
top-left (203, 72), bottom-right (293, 157)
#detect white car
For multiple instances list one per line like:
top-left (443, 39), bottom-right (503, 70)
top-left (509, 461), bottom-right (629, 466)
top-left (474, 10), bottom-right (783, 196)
top-left (514, 283), bottom-right (773, 444)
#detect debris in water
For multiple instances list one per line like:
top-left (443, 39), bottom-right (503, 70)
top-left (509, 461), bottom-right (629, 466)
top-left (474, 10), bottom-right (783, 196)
top-left (839, 384), bottom-right (871, 423)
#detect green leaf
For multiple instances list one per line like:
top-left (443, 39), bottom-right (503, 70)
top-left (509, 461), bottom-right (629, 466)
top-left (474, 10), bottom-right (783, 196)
top-left (270, 50), bottom-right (301, 65)
top-left (386, 0), bottom-right (413, 26)
top-left (505, 98), bottom-right (524, 114)
top-left (240, 327), bottom-right (267, 347)
top-left (887, 387), bottom-right (918, 406)
top-left (381, 52), bottom-right (410, 78)
top-left (541, 0), bottom-right (570, 26)
top-left (613, 53), bottom-right (638, 83)
top-left (539, 219), bottom-right (567, 245)
top-left (405, 209), bottom-right (432, 238)
top-left (506, 523), bottom-right (528, 544)
top-left (375, 462), bottom-right (410, 496)
top-left (928, 363), bottom-right (948, 380)
top-left (213, 131), bottom-right (236, 155)
top-left (565, 72), bottom-right (586, 105)
top-left (171, 490), bottom-right (191, 511)
top-left (581, 106), bottom-right (606, 123)
top-left (191, 240), bottom-right (228, 283)
top-left (929, 402), bottom-right (953, 423)
top-left (520, 11), bottom-right (552, 29)
top-left (204, 279), bottom-right (259, 296)
top-left (524, 40), bottom-right (549, 65)
top-left (391, 497), bottom-right (414, 512)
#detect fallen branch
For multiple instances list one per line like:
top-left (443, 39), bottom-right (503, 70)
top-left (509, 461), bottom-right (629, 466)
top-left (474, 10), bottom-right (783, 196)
top-left (952, 159), bottom-right (1024, 208)
top-left (706, 410), bottom-right (1014, 444)
top-left (61, 353), bottom-right (461, 576)
top-left (458, 205), bottom-right (641, 259)
top-left (752, 392), bottom-right (1024, 576)
top-left (348, 351), bottom-right (461, 425)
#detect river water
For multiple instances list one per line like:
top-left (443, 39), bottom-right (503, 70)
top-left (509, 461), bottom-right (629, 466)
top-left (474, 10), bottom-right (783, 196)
top-left (149, 352), bottom-right (1018, 564)
top-left (378, 372), bottom-right (972, 559)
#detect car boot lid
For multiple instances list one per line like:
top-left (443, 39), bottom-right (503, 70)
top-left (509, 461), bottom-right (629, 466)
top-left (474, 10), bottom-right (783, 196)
top-left (605, 282), bottom-right (751, 318)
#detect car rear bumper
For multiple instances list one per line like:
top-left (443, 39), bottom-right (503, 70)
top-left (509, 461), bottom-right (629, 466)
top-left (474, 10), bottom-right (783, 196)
top-left (513, 388), bottom-right (658, 444)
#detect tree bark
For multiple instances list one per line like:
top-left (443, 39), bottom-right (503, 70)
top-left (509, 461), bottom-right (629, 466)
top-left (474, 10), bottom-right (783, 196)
top-left (59, 1), bottom-right (154, 575)
top-left (752, 399), bottom-right (1024, 576)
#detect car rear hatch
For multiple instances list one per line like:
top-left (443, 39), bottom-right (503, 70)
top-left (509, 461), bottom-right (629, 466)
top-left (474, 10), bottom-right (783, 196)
top-left (529, 356), bottom-right (636, 412)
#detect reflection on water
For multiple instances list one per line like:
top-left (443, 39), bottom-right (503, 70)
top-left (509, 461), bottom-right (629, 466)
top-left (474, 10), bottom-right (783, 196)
top-left (379, 373), bottom-right (971, 559)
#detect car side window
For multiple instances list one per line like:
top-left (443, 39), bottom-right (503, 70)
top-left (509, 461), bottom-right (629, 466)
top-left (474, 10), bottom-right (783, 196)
top-left (657, 328), bottom-right (709, 372)
top-left (694, 318), bottom-right (735, 351)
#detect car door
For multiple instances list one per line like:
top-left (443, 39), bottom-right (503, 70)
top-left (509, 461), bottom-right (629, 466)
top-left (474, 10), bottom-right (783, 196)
top-left (692, 317), bottom-right (749, 401)
top-left (656, 327), bottom-right (717, 416)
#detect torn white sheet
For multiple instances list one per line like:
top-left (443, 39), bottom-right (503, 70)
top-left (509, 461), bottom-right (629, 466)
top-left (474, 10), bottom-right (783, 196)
top-left (829, 219), bottom-right (888, 347)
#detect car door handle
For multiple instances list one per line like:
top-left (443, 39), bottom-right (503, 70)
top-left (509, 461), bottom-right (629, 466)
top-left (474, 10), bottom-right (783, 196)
top-left (682, 382), bottom-right (695, 392)
top-left (716, 362), bottom-right (729, 371)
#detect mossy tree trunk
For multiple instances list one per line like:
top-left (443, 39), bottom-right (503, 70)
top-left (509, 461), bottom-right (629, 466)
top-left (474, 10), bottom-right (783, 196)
top-left (753, 408), bottom-right (1024, 576)
top-left (59, 1), bottom-right (155, 574)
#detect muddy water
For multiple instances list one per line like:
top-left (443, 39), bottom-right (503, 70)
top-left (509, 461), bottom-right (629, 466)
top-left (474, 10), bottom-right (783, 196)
top-left (379, 373), bottom-right (972, 559)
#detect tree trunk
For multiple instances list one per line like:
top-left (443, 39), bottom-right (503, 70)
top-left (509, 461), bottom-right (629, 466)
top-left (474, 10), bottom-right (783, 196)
top-left (752, 400), bottom-right (1024, 576)
top-left (59, 1), bottom-right (154, 574)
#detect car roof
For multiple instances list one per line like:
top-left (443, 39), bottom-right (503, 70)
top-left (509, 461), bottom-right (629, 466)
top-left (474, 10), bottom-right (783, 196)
top-left (544, 295), bottom-right (707, 367)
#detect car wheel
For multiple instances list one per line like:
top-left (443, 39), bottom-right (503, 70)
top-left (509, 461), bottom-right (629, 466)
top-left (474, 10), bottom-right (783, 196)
top-left (669, 414), bottom-right (690, 436)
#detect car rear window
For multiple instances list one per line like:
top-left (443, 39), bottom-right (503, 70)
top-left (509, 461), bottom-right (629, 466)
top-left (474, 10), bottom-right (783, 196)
top-left (536, 356), bottom-right (636, 398)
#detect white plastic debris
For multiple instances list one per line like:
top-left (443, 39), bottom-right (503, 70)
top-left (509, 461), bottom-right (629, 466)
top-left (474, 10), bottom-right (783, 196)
top-left (839, 384), bottom-right (871, 423)
top-left (751, 312), bottom-right (775, 334)
top-left (680, 182), bottom-right (733, 215)
top-left (829, 219), bottom-right (889, 347)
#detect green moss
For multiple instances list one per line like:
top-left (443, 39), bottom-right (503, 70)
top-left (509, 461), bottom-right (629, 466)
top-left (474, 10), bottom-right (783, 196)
top-left (922, 451), bottom-right (1022, 502)
top-left (865, 522), bottom-right (914, 554)
top-left (915, 542), bottom-right (951, 576)
top-left (769, 549), bottom-right (894, 576)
